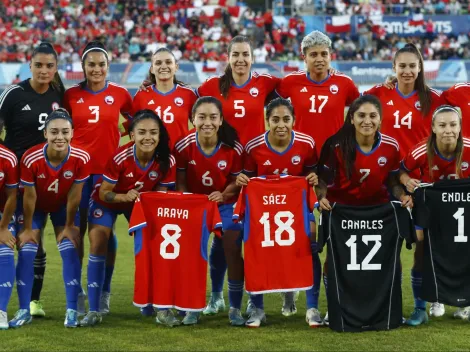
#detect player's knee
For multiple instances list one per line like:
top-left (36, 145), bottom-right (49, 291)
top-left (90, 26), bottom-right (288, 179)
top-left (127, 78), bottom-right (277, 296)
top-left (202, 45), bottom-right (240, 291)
top-left (88, 227), bottom-right (111, 256)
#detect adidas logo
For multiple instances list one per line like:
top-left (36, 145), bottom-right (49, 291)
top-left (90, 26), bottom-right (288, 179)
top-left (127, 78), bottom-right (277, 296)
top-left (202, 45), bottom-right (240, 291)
top-left (148, 100), bottom-right (155, 105)
top-left (300, 87), bottom-right (308, 93)
top-left (0, 282), bottom-right (12, 288)
top-left (77, 98), bottom-right (84, 104)
top-left (126, 172), bottom-right (134, 177)
top-left (387, 100), bottom-right (393, 106)
top-left (38, 174), bottom-right (46, 179)
top-left (88, 282), bottom-right (99, 288)
top-left (189, 160), bottom-right (197, 165)
top-left (263, 160), bottom-right (272, 166)
top-left (17, 280), bottom-right (26, 286)
top-left (432, 165), bottom-right (439, 171)
top-left (66, 279), bottom-right (79, 286)
top-left (22, 104), bottom-right (31, 111)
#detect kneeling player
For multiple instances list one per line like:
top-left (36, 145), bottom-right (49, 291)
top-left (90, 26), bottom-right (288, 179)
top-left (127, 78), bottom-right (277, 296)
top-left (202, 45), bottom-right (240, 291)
top-left (10, 109), bottom-right (89, 328)
top-left (400, 105), bottom-right (470, 324)
top-left (81, 110), bottom-right (175, 327)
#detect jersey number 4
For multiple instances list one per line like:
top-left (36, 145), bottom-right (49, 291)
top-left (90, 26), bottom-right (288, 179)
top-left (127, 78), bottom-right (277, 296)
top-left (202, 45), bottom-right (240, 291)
top-left (260, 211), bottom-right (295, 247)
top-left (346, 235), bottom-right (381, 271)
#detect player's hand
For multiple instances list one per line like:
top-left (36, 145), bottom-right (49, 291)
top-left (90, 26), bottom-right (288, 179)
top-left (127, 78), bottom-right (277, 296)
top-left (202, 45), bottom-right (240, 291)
top-left (123, 189), bottom-right (140, 202)
top-left (405, 178), bottom-right (421, 193)
top-left (236, 174), bottom-right (250, 187)
top-left (306, 172), bottom-right (318, 186)
top-left (208, 191), bottom-right (224, 203)
top-left (400, 194), bottom-right (413, 208)
top-left (57, 226), bottom-right (80, 248)
top-left (383, 75), bottom-right (397, 89)
top-left (18, 229), bottom-right (39, 248)
top-left (0, 226), bottom-right (15, 249)
top-left (138, 79), bottom-right (152, 92)
top-left (318, 198), bottom-right (332, 211)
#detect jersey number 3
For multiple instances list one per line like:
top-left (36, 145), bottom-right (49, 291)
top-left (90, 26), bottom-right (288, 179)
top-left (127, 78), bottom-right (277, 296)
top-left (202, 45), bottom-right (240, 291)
top-left (89, 106), bottom-right (100, 123)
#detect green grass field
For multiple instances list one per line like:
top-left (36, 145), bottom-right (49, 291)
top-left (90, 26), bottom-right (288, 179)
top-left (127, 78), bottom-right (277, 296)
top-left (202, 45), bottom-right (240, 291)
top-left (3, 216), bottom-right (470, 351)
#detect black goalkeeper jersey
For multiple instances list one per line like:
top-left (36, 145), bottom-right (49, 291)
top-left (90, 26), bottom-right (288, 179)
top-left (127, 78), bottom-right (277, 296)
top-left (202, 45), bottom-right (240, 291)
top-left (319, 201), bottom-right (415, 332)
top-left (414, 178), bottom-right (470, 307)
top-left (0, 79), bottom-right (61, 159)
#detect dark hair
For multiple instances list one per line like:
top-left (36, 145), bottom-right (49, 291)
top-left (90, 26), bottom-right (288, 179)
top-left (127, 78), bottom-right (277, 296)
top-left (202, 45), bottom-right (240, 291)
top-left (317, 95), bottom-right (383, 182)
top-left (266, 98), bottom-right (295, 121)
top-left (427, 105), bottom-right (463, 178)
top-left (129, 109), bottom-right (171, 176)
top-left (45, 107), bottom-right (73, 129)
top-left (393, 43), bottom-right (431, 117)
top-left (219, 36), bottom-right (253, 99)
top-left (79, 40), bottom-right (109, 89)
top-left (31, 42), bottom-right (65, 99)
top-left (191, 97), bottom-right (239, 148)
top-left (148, 47), bottom-right (186, 86)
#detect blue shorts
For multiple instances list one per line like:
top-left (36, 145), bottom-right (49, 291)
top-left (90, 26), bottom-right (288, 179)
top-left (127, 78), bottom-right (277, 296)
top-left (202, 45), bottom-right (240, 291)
top-left (80, 174), bottom-right (101, 210)
top-left (18, 208), bottom-right (80, 231)
top-left (218, 203), bottom-right (242, 232)
top-left (0, 212), bottom-right (17, 237)
top-left (88, 200), bottom-right (130, 228)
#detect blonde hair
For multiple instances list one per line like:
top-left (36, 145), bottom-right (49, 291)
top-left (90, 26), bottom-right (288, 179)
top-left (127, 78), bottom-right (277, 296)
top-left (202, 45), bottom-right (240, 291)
top-left (301, 31), bottom-right (332, 55)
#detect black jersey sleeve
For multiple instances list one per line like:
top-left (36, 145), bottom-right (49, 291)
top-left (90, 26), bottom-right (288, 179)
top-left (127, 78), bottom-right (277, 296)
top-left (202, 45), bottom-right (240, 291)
top-left (412, 186), bottom-right (431, 229)
top-left (0, 84), bottom-right (22, 128)
top-left (392, 201), bottom-right (417, 248)
top-left (317, 208), bottom-right (332, 252)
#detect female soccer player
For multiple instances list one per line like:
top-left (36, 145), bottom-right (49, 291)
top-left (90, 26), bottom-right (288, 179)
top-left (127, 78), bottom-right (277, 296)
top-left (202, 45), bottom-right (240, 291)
top-left (133, 47), bottom-right (198, 150)
top-left (174, 96), bottom-right (244, 326)
top-left (0, 145), bottom-right (19, 330)
top-left (400, 105), bottom-right (470, 322)
top-left (9, 109), bottom-right (89, 328)
top-left (275, 30), bottom-right (360, 152)
top-left (80, 109), bottom-right (175, 327)
top-left (63, 40), bottom-right (133, 314)
top-left (441, 83), bottom-right (470, 137)
top-left (0, 42), bottom-right (65, 317)
top-left (235, 98), bottom-right (319, 328)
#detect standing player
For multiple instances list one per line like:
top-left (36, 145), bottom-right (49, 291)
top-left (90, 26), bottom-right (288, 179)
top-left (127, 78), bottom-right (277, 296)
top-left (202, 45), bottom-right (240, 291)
top-left (400, 105), bottom-right (470, 322)
top-left (175, 97), bottom-right (244, 326)
top-left (0, 42), bottom-right (64, 318)
top-left (132, 47), bottom-right (198, 150)
top-left (10, 109), bottom-right (89, 328)
top-left (441, 83), bottom-right (470, 137)
top-left (63, 40), bottom-right (133, 315)
top-left (80, 110), bottom-right (175, 327)
top-left (276, 31), bottom-right (360, 151)
top-left (235, 98), bottom-right (319, 328)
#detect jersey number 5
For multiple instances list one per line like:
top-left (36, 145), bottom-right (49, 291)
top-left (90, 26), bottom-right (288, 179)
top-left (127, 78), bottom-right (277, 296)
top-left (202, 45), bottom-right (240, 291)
top-left (260, 211), bottom-right (295, 247)
top-left (89, 106), bottom-right (100, 123)
top-left (234, 100), bottom-right (245, 118)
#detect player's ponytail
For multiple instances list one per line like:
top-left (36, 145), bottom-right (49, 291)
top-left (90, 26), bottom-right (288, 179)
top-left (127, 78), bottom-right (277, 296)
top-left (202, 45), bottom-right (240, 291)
top-left (130, 109), bottom-right (171, 176)
top-left (219, 36), bottom-right (253, 99)
top-left (394, 43), bottom-right (431, 117)
top-left (31, 42), bottom-right (65, 99)
top-left (79, 40), bottom-right (109, 89)
top-left (148, 47), bottom-right (186, 87)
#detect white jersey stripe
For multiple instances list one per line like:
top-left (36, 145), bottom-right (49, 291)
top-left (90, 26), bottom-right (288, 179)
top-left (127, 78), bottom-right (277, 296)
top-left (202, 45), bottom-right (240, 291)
top-left (245, 140), bottom-right (266, 153)
top-left (175, 136), bottom-right (196, 153)
top-left (411, 144), bottom-right (427, 158)
top-left (113, 147), bottom-right (133, 162)
top-left (0, 85), bottom-right (21, 110)
top-left (25, 155), bottom-right (45, 168)
top-left (23, 149), bottom-right (44, 166)
top-left (0, 150), bottom-right (18, 167)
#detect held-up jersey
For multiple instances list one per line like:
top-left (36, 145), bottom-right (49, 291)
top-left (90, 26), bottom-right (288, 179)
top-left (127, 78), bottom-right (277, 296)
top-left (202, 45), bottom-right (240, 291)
top-left (244, 131), bottom-right (318, 176)
top-left (325, 133), bottom-right (400, 206)
top-left (63, 82), bottom-right (133, 174)
top-left (0, 145), bottom-right (19, 212)
top-left (402, 138), bottom-right (470, 182)
top-left (129, 192), bottom-right (222, 311)
top-left (233, 175), bottom-right (316, 294)
top-left (442, 84), bottom-right (470, 137)
top-left (197, 72), bottom-right (280, 145)
top-left (175, 132), bottom-right (243, 204)
top-left (92, 142), bottom-right (176, 213)
top-left (20, 143), bottom-right (90, 213)
top-left (132, 84), bottom-right (198, 149)
top-left (414, 179), bottom-right (470, 307)
top-left (364, 84), bottom-right (444, 158)
top-left (0, 79), bottom-right (61, 159)
top-left (276, 71), bottom-right (359, 150)
top-left (318, 202), bottom-right (415, 332)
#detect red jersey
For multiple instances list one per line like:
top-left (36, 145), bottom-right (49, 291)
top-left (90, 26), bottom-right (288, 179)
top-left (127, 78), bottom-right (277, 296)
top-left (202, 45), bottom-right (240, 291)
top-left (326, 133), bottom-right (400, 206)
top-left (244, 131), bottom-right (317, 176)
top-left (442, 83), bottom-right (470, 137)
top-left (364, 85), bottom-right (444, 158)
top-left (233, 175), bottom-right (315, 294)
top-left (132, 84), bottom-right (198, 149)
top-left (276, 71), bottom-right (359, 151)
top-left (129, 192), bottom-right (222, 310)
top-left (63, 82), bottom-right (133, 174)
top-left (402, 138), bottom-right (470, 182)
top-left (174, 132), bottom-right (243, 204)
top-left (0, 145), bottom-right (19, 212)
top-left (197, 72), bottom-right (280, 145)
top-left (93, 142), bottom-right (176, 213)
top-left (20, 143), bottom-right (91, 212)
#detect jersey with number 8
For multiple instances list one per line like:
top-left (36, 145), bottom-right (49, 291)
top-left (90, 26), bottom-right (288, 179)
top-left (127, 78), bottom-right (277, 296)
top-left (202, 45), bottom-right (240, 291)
top-left (233, 175), bottom-right (316, 294)
top-left (129, 192), bottom-right (222, 310)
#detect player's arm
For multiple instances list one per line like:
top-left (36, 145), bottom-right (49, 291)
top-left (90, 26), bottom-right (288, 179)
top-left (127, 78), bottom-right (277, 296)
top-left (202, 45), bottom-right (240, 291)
top-left (99, 180), bottom-right (139, 203)
top-left (209, 175), bottom-right (240, 203)
top-left (22, 185), bottom-right (36, 231)
top-left (314, 179), bottom-right (331, 211)
top-left (176, 170), bottom-right (188, 192)
top-left (56, 182), bottom-right (84, 247)
top-left (388, 172), bottom-right (413, 207)
top-left (0, 187), bottom-right (17, 248)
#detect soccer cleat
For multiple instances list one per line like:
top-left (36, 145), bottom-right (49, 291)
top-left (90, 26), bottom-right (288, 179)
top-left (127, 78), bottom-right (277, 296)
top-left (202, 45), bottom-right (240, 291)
top-left (306, 308), bottom-right (323, 328)
top-left (245, 308), bottom-right (266, 328)
top-left (99, 291), bottom-right (111, 315)
top-left (182, 311), bottom-right (200, 325)
top-left (406, 308), bottom-right (429, 326)
top-left (245, 298), bottom-right (256, 316)
top-left (79, 311), bottom-right (102, 327)
top-left (156, 310), bottom-right (181, 327)
top-left (30, 300), bottom-right (45, 317)
top-left (9, 309), bottom-right (32, 328)
top-left (0, 310), bottom-right (8, 330)
top-left (323, 311), bottom-right (329, 326)
top-left (202, 295), bottom-right (225, 316)
top-left (140, 305), bottom-right (155, 317)
top-left (429, 302), bottom-right (445, 317)
top-left (77, 290), bottom-right (87, 316)
top-left (281, 292), bottom-right (297, 317)
top-left (64, 309), bottom-right (79, 328)
top-left (228, 307), bottom-right (245, 326)
top-left (455, 306), bottom-right (470, 320)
